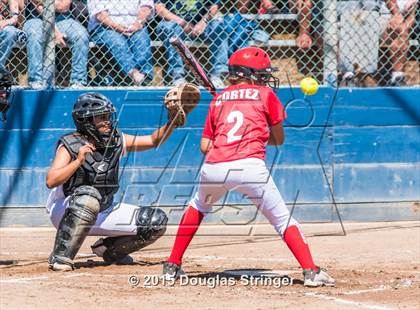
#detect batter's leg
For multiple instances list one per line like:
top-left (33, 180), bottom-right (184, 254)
top-left (236, 165), bottom-right (335, 286)
top-left (240, 177), bottom-right (318, 268)
top-left (165, 164), bottom-right (228, 278)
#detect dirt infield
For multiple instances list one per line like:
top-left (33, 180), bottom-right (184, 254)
top-left (1, 221), bottom-right (419, 310)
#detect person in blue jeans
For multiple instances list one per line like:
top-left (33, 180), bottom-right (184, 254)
top-left (224, 0), bottom-right (279, 57)
top-left (88, 0), bottom-right (154, 86)
top-left (23, 0), bottom-right (89, 88)
top-left (155, 0), bottom-right (228, 87)
top-left (0, 0), bottom-right (23, 70)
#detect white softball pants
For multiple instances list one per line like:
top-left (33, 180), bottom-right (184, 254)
top-left (190, 158), bottom-right (299, 237)
top-left (46, 186), bottom-right (140, 236)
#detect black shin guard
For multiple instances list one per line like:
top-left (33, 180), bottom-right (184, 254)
top-left (49, 186), bottom-right (101, 268)
top-left (92, 207), bottom-right (168, 262)
top-left (99, 235), bottom-right (158, 263)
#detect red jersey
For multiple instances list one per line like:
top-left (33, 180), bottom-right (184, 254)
top-left (202, 84), bottom-right (286, 163)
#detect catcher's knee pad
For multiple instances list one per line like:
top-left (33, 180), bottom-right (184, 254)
top-left (70, 185), bottom-right (102, 218)
top-left (136, 206), bottom-right (168, 241)
top-left (92, 207), bottom-right (168, 262)
top-left (49, 186), bottom-right (101, 265)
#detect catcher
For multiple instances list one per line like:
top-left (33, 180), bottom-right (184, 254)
top-left (46, 84), bottom-right (199, 271)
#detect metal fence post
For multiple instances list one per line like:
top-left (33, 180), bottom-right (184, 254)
top-left (42, 0), bottom-right (55, 88)
top-left (323, 0), bottom-right (338, 86)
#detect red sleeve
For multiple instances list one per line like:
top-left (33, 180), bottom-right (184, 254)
top-left (202, 106), bottom-right (214, 140)
top-left (267, 89), bottom-right (287, 126)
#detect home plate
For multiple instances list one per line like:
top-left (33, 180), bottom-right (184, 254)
top-left (223, 269), bottom-right (296, 278)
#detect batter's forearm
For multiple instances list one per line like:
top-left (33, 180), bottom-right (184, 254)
top-left (200, 142), bottom-right (212, 154)
top-left (268, 123), bottom-right (285, 145)
top-left (200, 137), bottom-right (213, 154)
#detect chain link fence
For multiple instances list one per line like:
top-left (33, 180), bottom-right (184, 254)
top-left (1, 0), bottom-right (419, 88)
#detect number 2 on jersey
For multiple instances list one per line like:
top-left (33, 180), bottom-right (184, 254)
top-left (227, 111), bottom-right (244, 143)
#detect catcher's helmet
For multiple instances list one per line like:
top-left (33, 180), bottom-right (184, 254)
top-left (0, 68), bottom-right (13, 122)
top-left (228, 47), bottom-right (279, 88)
top-left (72, 92), bottom-right (119, 148)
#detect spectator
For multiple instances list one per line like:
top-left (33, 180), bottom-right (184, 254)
top-left (224, 0), bottom-right (279, 57)
top-left (379, 0), bottom-right (417, 85)
top-left (293, 0), bottom-right (314, 50)
top-left (0, 0), bottom-right (24, 70)
top-left (292, 0), bottom-right (325, 83)
top-left (155, 0), bottom-right (228, 87)
top-left (23, 0), bottom-right (89, 88)
top-left (88, 0), bottom-right (154, 86)
top-left (295, 0), bottom-right (417, 86)
top-left (258, 0), bottom-right (282, 14)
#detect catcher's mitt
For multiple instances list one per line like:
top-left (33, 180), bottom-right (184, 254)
top-left (164, 83), bottom-right (200, 127)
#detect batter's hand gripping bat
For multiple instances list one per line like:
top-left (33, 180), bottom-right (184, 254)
top-left (170, 37), bottom-right (217, 96)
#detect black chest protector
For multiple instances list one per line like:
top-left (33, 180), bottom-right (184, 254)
top-left (59, 131), bottom-right (123, 209)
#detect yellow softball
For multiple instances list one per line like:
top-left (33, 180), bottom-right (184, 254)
top-left (300, 77), bottom-right (319, 96)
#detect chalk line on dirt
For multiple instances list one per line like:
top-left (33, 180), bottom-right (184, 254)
top-left (305, 292), bottom-right (394, 310)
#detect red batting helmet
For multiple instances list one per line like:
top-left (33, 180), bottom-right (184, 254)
top-left (228, 47), bottom-right (279, 87)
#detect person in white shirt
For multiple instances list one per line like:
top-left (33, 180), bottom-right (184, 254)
top-left (88, 0), bottom-right (155, 86)
top-left (295, 0), bottom-right (417, 86)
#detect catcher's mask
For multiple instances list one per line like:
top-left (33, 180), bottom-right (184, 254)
top-left (0, 68), bottom-right (13, 122)
top-left (72, 92), bottom-right (119, 149)
top-left (228, 47), bottom-right (279, 88)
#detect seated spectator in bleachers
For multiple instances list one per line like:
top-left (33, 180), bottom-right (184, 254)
top-left (224, 0), bottom-right (280, 57)
top-left (23, 0), bottom-right (89, 88)
top-left (378, 0), bottom-right (417, 86)
top-left (155, 0), bottom-right (228, 87)
top-left (88, 0), bottom-right (154, 86)
top-left (0, 0), bottom-right (24, 70)
top-left (295, 0), bottom-right (417, 86)
top-left (292, 0), bottom-right (313, 50)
